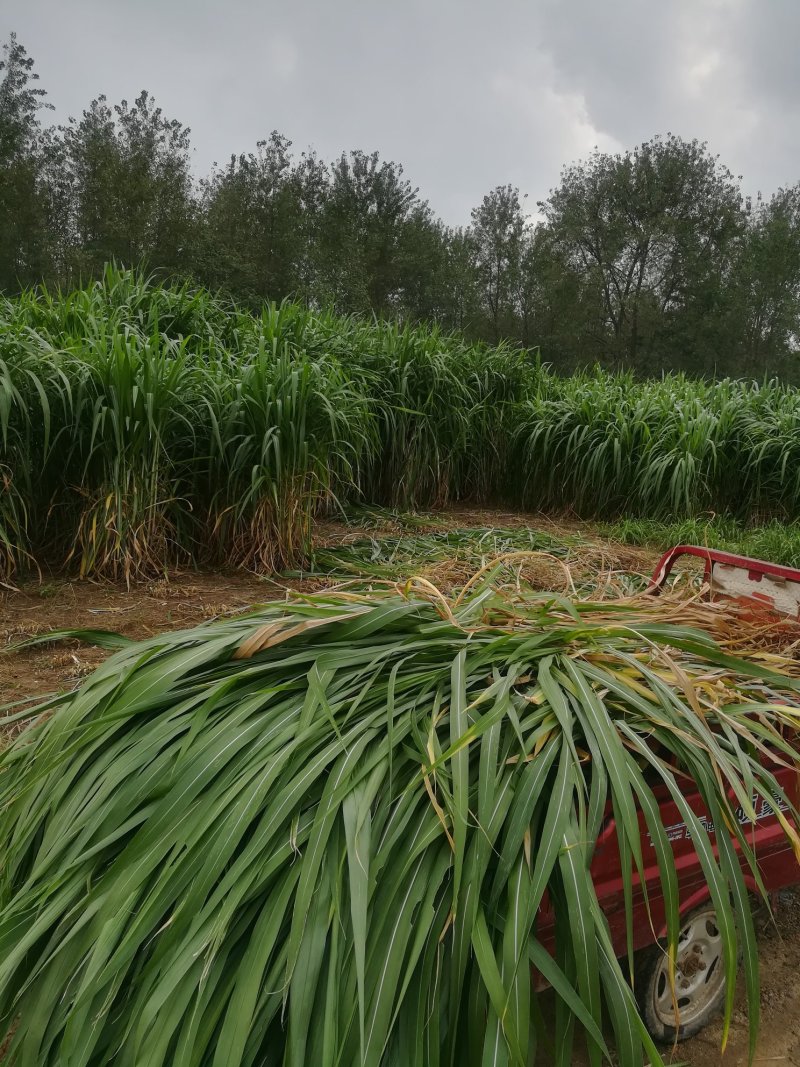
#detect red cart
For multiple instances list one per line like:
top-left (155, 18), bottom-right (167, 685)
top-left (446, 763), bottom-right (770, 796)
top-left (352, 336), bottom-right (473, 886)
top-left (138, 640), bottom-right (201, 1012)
top-left (539, 546), bottom-right (800, 1041)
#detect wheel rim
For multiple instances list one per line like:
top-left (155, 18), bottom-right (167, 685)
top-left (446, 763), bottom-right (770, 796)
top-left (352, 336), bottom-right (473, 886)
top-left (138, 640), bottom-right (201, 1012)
top-left (651, 908), bottom-right (726, 1030)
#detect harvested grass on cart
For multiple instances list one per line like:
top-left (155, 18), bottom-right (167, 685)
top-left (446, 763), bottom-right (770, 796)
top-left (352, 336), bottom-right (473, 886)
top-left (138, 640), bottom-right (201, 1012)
top-left (1, 577), bottom-right (799, 1066)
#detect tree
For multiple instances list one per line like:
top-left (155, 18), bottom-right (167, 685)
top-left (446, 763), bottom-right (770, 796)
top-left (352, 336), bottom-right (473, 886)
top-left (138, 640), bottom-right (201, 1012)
top-left (375, 212), bottom-right (452, 326)
top-left (287, 149), bottom-right (329, 305)
top-left (316, 151), bottom-right (430, 315)
top-left (0, 33), bottom-right (54, 291)
top-left (470, 185), bottom-right (526, 341)
top-left (510, 224), bottom-right (573, 358)
top-left (425, 227), bottom-right (477, 334)
top-left (541, 135), bottom-right (745, 372)
top-left (60, 90), bottom-right (194, 279)
top-left (199, 132), bottom-right (301, 302)
top-left (733, 187), bottom-right (800, 379)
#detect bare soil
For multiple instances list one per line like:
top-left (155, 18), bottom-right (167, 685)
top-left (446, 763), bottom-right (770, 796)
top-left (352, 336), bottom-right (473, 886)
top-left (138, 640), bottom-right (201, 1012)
top-left (0, 569), bottom-right (315, 714)
top-left (1, 509), bottom-right (798, 1066)
top-left (0, 508), bottom-right (654, 710)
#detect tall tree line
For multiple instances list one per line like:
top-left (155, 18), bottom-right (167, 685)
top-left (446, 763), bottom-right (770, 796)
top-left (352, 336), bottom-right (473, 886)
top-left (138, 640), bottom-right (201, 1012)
top-left (2, 32), bottom-right (800, 380)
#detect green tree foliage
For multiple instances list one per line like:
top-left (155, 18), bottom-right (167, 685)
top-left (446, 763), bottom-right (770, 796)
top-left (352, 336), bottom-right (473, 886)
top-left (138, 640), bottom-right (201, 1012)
top-left (0, 33), bottom-right (54, 290)
top-left (540, 136), bottom-right (745, 373)
top-left (733, 187), bottom-right (800, 376)
top-left (199, 131), bottom-right (301, 302)
top-left (512, 224), bottom-right (587, 356)
top-left (316, 150), bottom-right (435, 315)
top-left (59, 90), bottom-right (194, 279)
top-left (2, 32), bottom-right (800, 380)
top-left (471, 184), bottom-right (526, 341)
top-left (197, 140), bottom-right (442, 320)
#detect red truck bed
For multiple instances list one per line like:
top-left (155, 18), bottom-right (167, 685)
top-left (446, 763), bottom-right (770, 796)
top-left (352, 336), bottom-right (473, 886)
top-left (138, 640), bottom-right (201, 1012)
top-left (536, 760), bottom-right (800, 956)
top-left (537, 545), bottom-right (800, 1038)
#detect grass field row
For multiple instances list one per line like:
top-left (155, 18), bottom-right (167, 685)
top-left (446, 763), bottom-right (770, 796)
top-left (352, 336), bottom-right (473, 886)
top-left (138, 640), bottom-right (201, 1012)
top-left (601, 516), bottom-right (800, 568)
top-left (4, 267), bottom-right (800, 582)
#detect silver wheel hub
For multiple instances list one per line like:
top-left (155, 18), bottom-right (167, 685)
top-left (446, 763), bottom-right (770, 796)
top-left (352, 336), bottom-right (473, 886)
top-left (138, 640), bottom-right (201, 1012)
top-left (652, 909), bottom-right (726, 1028)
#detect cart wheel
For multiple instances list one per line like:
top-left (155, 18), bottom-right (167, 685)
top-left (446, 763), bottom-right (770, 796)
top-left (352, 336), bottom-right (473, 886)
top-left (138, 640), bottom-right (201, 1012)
top-left (636, 905), bottom-right (728, 1042)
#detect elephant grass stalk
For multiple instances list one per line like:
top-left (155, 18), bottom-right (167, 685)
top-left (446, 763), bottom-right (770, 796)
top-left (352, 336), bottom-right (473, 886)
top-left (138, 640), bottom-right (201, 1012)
top-left (5, 267), bottom-right (800, 581)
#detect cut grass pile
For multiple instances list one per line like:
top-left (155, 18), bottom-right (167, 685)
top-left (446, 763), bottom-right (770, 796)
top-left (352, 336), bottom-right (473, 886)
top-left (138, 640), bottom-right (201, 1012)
top-left (1, 579), bottom-right (799, 1066)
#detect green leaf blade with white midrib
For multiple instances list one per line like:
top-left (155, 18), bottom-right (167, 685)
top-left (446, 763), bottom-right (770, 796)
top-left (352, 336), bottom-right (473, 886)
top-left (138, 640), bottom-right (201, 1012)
top-left (1, 583), bottom-right (799, 1066)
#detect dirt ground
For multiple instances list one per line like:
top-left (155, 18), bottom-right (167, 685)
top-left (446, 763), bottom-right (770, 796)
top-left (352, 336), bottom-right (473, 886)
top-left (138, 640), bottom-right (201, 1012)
top-left (0, 569), bottom-right (311, 713)
top-left (0, 508), bottom-right (656, 711)
top-left (1, 509), bottom-right (798, 1066)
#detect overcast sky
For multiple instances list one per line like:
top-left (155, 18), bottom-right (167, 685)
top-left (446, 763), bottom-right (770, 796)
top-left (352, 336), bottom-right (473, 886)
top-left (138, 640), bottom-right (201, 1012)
top-left (7, 0), bottom-right (800, 225)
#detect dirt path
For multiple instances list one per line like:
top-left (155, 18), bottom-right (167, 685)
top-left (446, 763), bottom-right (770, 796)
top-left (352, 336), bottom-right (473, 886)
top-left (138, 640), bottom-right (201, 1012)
top-left (1, 511), bottom-right (799, 1066)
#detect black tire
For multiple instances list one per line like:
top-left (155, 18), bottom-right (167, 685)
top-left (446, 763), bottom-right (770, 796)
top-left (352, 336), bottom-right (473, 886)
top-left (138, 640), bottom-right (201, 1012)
top-left (635, 904), bottom-right (729, 1043)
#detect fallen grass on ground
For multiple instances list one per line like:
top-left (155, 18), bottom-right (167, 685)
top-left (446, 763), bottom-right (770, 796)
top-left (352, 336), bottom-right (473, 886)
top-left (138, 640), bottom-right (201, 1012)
top-left (287, 517), bottom-right (652, 598)
top-left (0, 512), bottom-right (654, 745)
top-left (291, 524), bottom-right (572, 578)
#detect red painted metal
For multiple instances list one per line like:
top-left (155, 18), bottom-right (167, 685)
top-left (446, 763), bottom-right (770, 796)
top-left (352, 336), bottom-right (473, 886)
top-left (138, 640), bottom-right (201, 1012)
top-left (535, 760), bottom-right (800, 965)
top-left (649, 544), bottom-right (800, 619)
top-left (534, 546), bottom-right (800, 979)
top-left (650, 544), bottom-right (800, 589)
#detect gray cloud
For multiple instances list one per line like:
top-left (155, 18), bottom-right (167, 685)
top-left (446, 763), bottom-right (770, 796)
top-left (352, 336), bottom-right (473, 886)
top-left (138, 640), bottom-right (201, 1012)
top-left (7, 0), bottom-right (800, 224)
